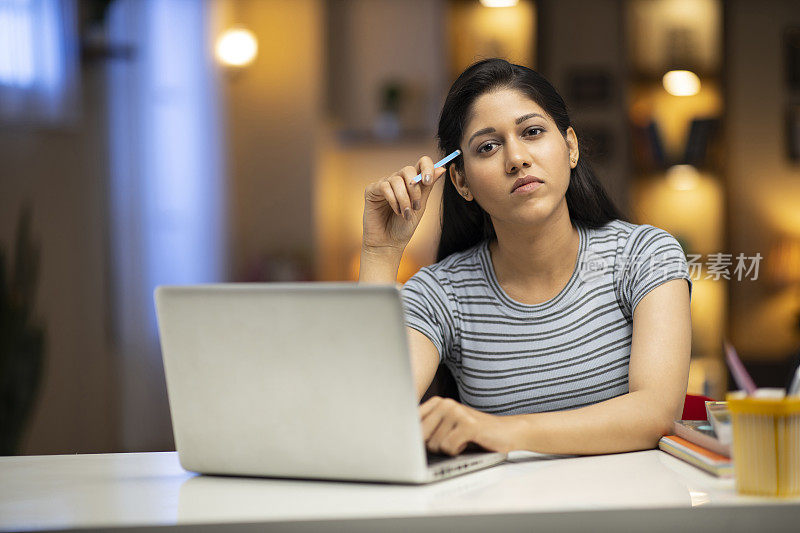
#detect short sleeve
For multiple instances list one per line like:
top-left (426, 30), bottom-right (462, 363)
top-left (615, 224), bottom-right (693, 319)
top-left (400, 267), bottom-right (455, 364)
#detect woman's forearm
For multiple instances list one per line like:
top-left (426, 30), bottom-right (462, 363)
top-left (358, 246), bottom-right (404, 284)
top-left (505, 390), bottom-right (677, 455)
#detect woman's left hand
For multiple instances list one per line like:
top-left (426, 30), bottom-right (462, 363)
top-left (420, 396), bottom-right (519, 456)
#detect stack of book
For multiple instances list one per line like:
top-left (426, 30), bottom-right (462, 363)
top-left (658, 420), bottom-right (733, 478)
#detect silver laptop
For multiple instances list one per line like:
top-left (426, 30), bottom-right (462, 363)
top-left (154, 283), bottom-right (506, 484)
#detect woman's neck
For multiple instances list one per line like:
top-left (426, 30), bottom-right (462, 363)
top-left (488, 204), bottom-right (579, 292)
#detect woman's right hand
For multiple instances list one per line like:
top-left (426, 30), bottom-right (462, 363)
top-left (362, 155), bottom-right (448, 253)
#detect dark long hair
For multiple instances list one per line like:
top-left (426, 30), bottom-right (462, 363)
top-left (435, 58), bottom-right (625, 262)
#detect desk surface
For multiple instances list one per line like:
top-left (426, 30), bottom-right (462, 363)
top-left (2, 450), bottom-right (799, 532)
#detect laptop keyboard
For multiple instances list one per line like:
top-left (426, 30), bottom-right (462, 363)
top-left (426, 452), bottom-right (456, 465)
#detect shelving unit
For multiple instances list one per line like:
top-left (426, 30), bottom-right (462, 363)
top-left (626, 0), bottom-right (727, 399)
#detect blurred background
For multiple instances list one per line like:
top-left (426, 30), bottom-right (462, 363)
top-left (0, 0), bottom-right (799, 455)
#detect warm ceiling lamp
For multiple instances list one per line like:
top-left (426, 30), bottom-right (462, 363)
top-left (666, 164), bottom-right (700, 191)
top-left (215, 27), bottom-right (258, 67)
top-left (479, 0), bottom-right (519, 7)
top-left (662, 70), bottom-right (701, 96)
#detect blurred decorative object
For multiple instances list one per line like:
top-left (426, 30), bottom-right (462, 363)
top-left (683, 117), bottom-right (718, 167)
top-left (0, 0), bottom-right (79, 124)
top-left (629, 81), bottom-right (723, 168)
top-left (787, 104), bottom-right (800, 162)
top-left (215, 26), bottom-right (258, 67)
top-left (666, 164), bottom-right (700, 191)
top-left (0, 205), bottom-right (46, 456)
top-left (631, 115), bottom-right (719, 171)
top-left (373, 80), bottom-right (404, 141)
top-left (785, 26), bottom-right (800, 91)
top-left (663, 70), bottom-right (701, 96)
top-left (479, 0), bottom-right (518, 7)
top-left (630, 120), bottom-right (667, 171)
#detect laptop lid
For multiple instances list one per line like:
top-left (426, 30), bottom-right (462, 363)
top-left (154, 283), bottom-right (432, 483)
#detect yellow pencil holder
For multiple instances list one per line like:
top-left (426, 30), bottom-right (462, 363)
top-left (727, 392), bottom-right (800, 497)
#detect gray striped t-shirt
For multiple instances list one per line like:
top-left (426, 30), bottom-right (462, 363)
top-left (400, 219), bottom-right (692, 415)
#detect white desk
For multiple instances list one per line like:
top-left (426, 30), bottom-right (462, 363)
top-left (1, 450), bottom-right (799, 532)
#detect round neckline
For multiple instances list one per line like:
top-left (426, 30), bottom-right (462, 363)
top-left (480, 224), bottom-right (586, 313)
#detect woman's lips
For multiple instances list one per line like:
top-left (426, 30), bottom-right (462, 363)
top-left (511, 180), bottom-right (544, 195)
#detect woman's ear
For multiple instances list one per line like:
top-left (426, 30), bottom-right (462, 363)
top-left (449, 165), bottom-right (473, 201)
top-left (566, 127), bottom-right (579, 168)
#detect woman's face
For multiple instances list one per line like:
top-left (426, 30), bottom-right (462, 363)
top-left (451, 87), bottom-right (578, 227)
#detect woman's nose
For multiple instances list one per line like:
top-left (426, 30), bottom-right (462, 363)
top-left (505, 139), bottom-right (532, 174)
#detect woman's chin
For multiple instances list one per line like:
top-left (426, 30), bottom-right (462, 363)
top-left (491, 207), bottom-right (556, 230)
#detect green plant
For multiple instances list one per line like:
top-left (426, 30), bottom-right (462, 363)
top-left (0, 205), bottom-right (45, 455)
top-left (380, 79), bottom-right (405, 114)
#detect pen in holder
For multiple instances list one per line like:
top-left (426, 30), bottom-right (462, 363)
top-left (727, 391), bottom-right (800, 497)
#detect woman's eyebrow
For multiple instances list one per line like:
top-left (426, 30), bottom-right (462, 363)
top-left (467, 113), bottom-right (547, 145)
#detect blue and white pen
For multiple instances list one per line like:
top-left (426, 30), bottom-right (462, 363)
top-left (411, 150), bottom-right (462, 184)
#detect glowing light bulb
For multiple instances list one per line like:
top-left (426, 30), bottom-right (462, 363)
top-left (662, 70), bottom-right (701, 96)
top-left (666, 165), bottom-right (700, 191)
top-left (479, 0), bottom-right (519, 7)
top-left (215, 27), bottom-right (258, 67)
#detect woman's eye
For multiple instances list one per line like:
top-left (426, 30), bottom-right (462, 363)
top-left (477, 128), bottom-right (543, 153)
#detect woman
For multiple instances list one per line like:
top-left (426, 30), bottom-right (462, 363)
top-left (359, 58), bottom-right (692, 457)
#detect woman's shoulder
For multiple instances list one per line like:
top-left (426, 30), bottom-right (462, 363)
top-left (587, 218), bottom-right (638, 240)
top-left (587, 219), bottom-right (680, 252)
